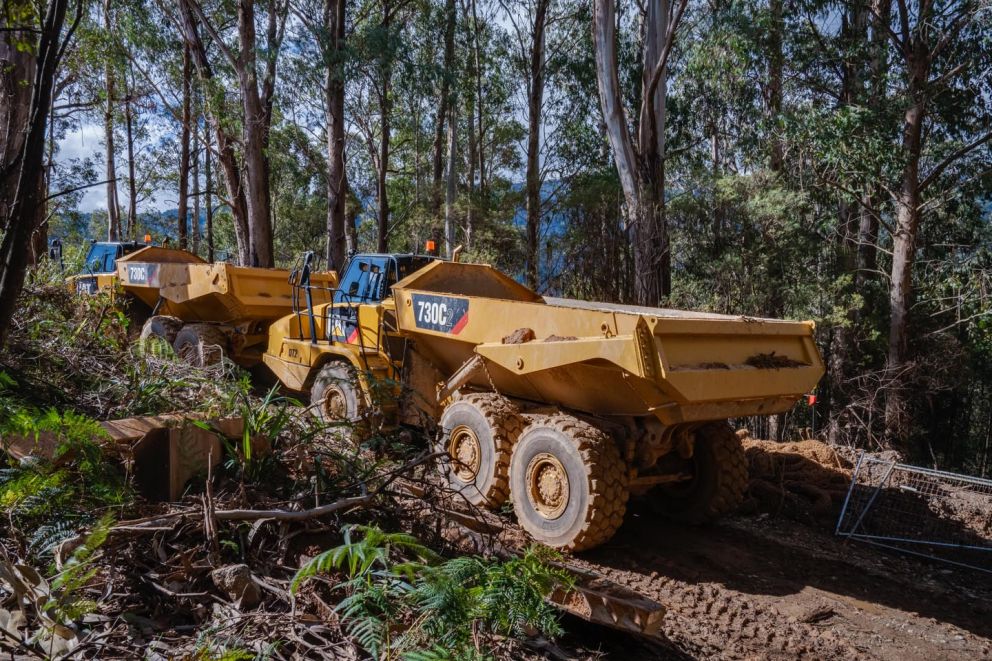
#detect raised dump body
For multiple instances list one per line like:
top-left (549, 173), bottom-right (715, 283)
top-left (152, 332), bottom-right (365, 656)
top-left (391, 260), bottom-right (823, 425)
top-left (117, 246), bottom-right (336, 367)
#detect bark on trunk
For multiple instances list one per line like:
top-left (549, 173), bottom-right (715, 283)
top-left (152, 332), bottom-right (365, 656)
top-left (444, 102), bottom-right (457, 257)
top-left (178, 45), bottom-right (192, 250)
top-left (237, 0), bottom-right (275, 267)
top-left (192, 113), bottom-right (200, 254)
top-left (525, 0), bottom-right (548, 290)
top-left (375, 2), bottom-right (393, 253)
top-left (377, 74), bottom-right (391, 253)
top-left (593, 0), bottom-right (675, 306)
top-left (431, 0), bottom-right (457, 218)
top-left (0, 0), bottom-right (71, 346)
top-left (103, 0), bottom-right (120, 241)
top-left (324, 0), bottom-right (347, 271)
top-left (885, 83), bottom-right (926, 446)
top-left (124, 67), bottom-right (137, 238)
top-left (767, 0), bottom-right (784, 171)
top-left (204, 125), bottom-right (214, 261)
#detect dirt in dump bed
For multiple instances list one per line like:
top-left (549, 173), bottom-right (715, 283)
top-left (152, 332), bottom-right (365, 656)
top-left (744, 351), bottom-right (809, 368)
top-left (503, 327), bottom-right (537, 344)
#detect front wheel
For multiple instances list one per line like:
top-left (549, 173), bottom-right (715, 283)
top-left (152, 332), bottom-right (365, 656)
top-left (310, 362), bottom-right (364, 426)
top-left (509, 414), bottom-right (629, 552)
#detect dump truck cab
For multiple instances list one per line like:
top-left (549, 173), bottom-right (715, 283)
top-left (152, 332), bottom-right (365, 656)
top-left (262, 252), bottom-right (437, 412)
top-left (69, 240), bottom-right (147, 294)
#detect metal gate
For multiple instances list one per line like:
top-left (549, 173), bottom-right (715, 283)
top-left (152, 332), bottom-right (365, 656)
top-left (836, 454), bottom-right (992, 573)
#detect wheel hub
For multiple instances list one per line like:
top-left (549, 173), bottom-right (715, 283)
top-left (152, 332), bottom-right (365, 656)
top-left (322, 385), bottom-right (347, 420)
top-left (526, 453), bottom-right (569, 520)
top-left (448, 425), bottom-right (481, 483)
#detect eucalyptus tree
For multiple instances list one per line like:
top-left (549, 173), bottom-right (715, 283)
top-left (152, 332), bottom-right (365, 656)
top-left (0, 0), bottom-right (82, 344)
top-left (593, 0), bottom-right (689, 305)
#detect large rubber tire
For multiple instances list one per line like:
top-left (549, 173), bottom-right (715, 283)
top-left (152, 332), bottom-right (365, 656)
top-left (140, 315), bottom-right (183, 345)
top-left (655, 421), bottom-right (748, 523)
top-left (509, 414), bottom-right (629, 552)
top-left (437, 393), bottom-right (522, 509)
top-left (310, 362), bottom-right (364, 425)
top-left (173, 324), bottom-right (229, 367)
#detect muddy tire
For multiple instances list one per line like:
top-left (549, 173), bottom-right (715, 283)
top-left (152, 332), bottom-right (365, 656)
top-left (173, 324), bottom-right (229, 367)
top-left (311, 362), bottom-right (364, 426)
top-left (509, 414), bottom-right (629, 552)
top-left (655, 421), bottom-right (747, 523)
top-left (437, 393), bottom-right (522, 509)
top-left (140, 315), bottom-right (184, 345)
top-left (138, 315), bottom-right (183, 357)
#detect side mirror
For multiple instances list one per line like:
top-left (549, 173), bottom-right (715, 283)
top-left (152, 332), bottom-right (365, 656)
top-left (348, 282), bottom-right (360, 296)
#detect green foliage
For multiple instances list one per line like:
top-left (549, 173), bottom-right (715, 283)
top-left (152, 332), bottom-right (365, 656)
top-left (292, 526), bottom-right (570, 658)
top-left (44, 513), bottom-right (115, 624)
top-left (0, 406), bottom-right (130, 532)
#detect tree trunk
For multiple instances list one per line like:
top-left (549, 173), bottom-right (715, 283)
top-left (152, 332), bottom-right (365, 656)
top-left (178, 45), bottom-right (191, 250)
top-left (204, 124), bottom-right (214, 261)
top-left (376, 2), bottom-right (393, 253)
top-left (177, 0), bottom-right (250, 264)
top-left (431, 0), bottom-right (457, 219)
top-left (465, 92), bottom-right (476, 250)
top-left (377, 73), bottom-right (391, 253)
top-left (324, 0), bottom-right (347, 271)
top-left (124, 66), bottom-right (137, 238)
top-left (103, 0), bottom-right (120, 241)
top-left (525, 0), bottom-right (548, 289)
top-left (192, 113), bottom-right (200, 254)
top-left (593, 0), bottom-right (675, 306)
top-left (444, 102), bottom-right (458, 256)
top-left (767, 0), bottom-right (784, 171)
top-left (470, 0), bottom-right (485, 193)
top-left (885, 71), bottom-right (926, 447)
top-left (0, 0), bottom-right (71, 346)
top-left (237, 0), bottom-right (275, 267)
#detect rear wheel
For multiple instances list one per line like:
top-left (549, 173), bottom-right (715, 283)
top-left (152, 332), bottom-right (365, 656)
top-left (654, 421), bottom-right (747, 523)
top-left (509, 414), bottom-right (629, 552)
top-left (437, 393), bottom-right (522, 508)
top-left (139, 315), bottom-right (184, 357)
top-left (311, 362), bottom-right (364, 426)
top-left (173, 324), bottom-right (229, 367)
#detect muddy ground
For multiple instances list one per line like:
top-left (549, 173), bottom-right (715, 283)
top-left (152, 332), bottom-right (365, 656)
top-left (425, 436), bottom-right (992, 660)
top-left (548, 436), bottom-right (992, 660)
top-left (560, 505), bottom-right (991, 660)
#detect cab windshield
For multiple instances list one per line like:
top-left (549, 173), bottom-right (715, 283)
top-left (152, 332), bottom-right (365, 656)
top-left (83, 244), bottom-right (120, 274)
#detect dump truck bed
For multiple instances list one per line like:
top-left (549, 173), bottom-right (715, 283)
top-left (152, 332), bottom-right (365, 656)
top-left (117, 246), bottom-right (335, 325)
top-left (392, 261), bottom-right (823, 425)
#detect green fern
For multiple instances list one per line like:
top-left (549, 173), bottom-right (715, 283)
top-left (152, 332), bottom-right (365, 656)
top-left (292, 527), bottom-right (569, 658)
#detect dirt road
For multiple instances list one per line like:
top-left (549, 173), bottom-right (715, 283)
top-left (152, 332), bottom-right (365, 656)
top-left (566, 503), bottom-right (991, 659)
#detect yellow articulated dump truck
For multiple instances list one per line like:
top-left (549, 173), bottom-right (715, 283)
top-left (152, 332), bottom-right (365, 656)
top-left (116, 246), bottom-right (337, 367)
top-left (263, 252), bottom-right (825, 552)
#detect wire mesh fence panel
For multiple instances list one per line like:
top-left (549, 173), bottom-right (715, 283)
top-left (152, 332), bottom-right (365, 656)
top-left (836, 454), bottom-right (992, 573)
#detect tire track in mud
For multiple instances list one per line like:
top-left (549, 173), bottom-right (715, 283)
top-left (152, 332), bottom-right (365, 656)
top-left (568, 549), bottom-right (866, 660)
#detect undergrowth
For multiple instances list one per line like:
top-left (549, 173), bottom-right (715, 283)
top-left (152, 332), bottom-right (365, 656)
top-left (0, 406), bottom-right (131, 558)
top-left (292, 525), bottom-right (572, 659)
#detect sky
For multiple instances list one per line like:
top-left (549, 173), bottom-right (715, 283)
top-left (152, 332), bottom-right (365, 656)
top-left (57, 121), bottom-right (175, 213)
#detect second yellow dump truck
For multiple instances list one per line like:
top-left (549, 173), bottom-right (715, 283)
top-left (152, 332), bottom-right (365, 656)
top-left (116, 246), bottom-right (336, 367)
top-left (261, 252), bottom-right (824, 551)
